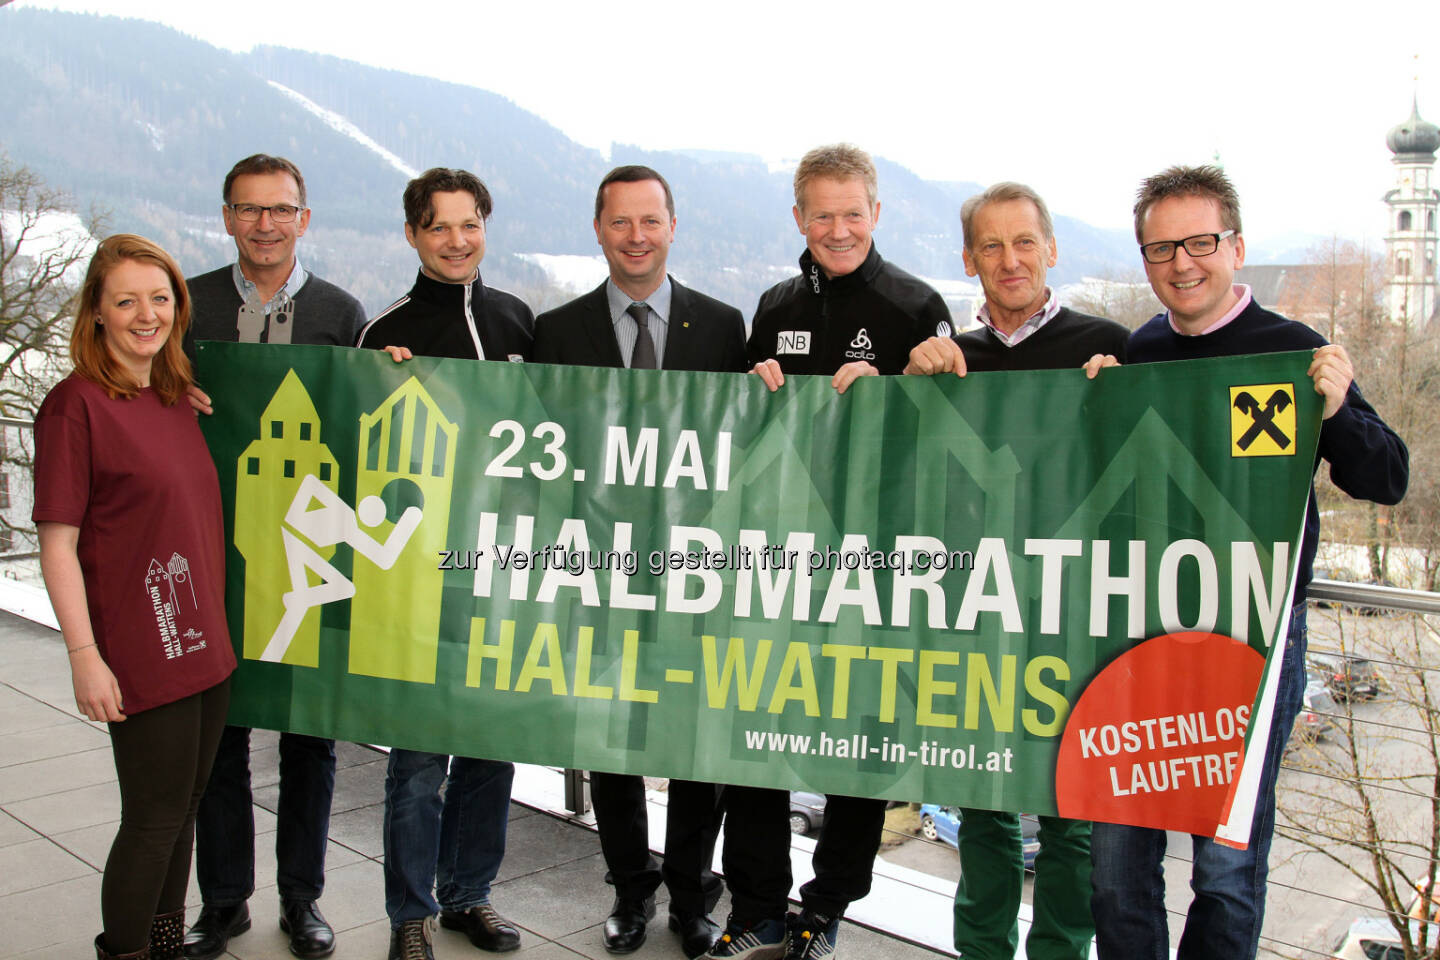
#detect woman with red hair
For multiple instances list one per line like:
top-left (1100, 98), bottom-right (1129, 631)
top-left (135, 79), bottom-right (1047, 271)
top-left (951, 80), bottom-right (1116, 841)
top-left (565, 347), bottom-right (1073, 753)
top-left (34, 233), bottom-right (235, 959)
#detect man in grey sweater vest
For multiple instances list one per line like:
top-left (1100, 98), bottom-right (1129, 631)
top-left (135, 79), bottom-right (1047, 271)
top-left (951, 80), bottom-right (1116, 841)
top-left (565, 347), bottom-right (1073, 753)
top-left (182, 154), bottom-right (364, 960)
top-left (183, 154), bottom-right (365, 360)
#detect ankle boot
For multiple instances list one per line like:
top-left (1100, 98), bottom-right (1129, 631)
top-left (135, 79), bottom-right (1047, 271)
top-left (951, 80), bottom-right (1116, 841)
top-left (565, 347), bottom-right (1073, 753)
top-left (150, 910), bottom-right (185, 960)
top-left (94, 933), bottom-right (150, 959)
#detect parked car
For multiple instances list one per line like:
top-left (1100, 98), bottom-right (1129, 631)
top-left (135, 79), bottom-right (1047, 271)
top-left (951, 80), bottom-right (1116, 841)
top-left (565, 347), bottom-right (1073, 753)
top-left (918, 804), bottom-right (1040, 870)
top-left (1289, 681), bottom-right (1340, 749)
top-left (789, 791), bottom-right (826, 835)
top-left (1330, 915), bottom-right (1414, 958)
top-left (1309, 653), bottom-right (1383, 701)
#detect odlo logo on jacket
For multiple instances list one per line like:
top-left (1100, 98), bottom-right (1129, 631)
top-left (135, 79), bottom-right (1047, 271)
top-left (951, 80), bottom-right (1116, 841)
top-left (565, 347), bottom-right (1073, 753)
top-left (845, 328), bottom-right (876, 362)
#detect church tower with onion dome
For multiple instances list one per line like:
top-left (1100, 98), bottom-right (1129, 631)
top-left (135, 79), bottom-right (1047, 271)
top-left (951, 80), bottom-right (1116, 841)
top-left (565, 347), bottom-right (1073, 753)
top-left (1384, 97), bottom-right (1440, 326)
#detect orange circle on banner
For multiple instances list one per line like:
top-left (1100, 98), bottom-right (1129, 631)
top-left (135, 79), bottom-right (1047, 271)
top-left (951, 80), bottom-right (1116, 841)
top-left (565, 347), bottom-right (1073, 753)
top-left (1054, 632), bottom-right (1263, 835)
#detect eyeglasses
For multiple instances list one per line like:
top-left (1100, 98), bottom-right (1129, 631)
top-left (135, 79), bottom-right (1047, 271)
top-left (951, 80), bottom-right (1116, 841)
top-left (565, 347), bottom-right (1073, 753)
top-left (1140, 230), bottom-right (1235, 264)
top-left (228, 203), bottom-right (303, 223)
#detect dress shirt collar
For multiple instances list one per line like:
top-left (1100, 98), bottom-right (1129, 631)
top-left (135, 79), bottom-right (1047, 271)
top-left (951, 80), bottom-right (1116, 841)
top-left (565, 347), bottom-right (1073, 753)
top-left (975, 288), bottom-right (1060, 348)
top-left (606, 276), bottom-right (673, 325)
top-left (1168, 284), bottom-right (1252, 336)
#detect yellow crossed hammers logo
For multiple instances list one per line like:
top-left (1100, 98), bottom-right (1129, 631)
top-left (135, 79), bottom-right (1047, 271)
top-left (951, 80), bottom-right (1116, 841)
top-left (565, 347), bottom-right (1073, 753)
top-left (1229, 383), bottom-right (1297, 457)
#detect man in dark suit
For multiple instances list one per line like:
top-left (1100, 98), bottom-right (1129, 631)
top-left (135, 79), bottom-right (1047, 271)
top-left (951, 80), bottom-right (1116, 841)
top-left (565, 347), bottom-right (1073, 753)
top-left (534, 165), bottom-right (744, 958)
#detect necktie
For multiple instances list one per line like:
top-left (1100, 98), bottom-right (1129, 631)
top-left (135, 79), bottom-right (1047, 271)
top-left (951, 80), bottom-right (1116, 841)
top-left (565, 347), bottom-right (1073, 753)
top-left (627, 301), bottom-right (657, 370)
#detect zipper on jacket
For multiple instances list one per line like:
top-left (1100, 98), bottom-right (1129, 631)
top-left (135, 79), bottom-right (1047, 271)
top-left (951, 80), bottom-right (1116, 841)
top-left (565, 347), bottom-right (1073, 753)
top-left (464, 281), bottom-right (486, 360)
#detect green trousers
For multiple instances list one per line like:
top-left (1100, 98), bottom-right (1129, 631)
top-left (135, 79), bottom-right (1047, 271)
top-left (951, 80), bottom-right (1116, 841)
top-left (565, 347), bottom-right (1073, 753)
top-left (952, 810), bottom-right (1093, 960)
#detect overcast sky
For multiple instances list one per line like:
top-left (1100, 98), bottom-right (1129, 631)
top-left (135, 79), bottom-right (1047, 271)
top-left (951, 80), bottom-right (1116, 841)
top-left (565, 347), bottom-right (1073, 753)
top-left (14, 0), bottom-right (1440, 257)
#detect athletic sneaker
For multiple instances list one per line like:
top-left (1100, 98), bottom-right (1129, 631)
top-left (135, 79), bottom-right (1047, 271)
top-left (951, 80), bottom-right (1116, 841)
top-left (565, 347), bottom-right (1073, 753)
top-left (785, 910), bottom-right (839, 960)
top-left (703, 915), bottom-right (787, 960)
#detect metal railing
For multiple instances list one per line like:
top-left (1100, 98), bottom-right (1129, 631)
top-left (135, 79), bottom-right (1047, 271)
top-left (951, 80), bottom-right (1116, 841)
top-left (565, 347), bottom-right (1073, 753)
top-left (1262, 582), bottom-right (1435, 958)
top-left (1307, 577), bottom-right (1440, 615)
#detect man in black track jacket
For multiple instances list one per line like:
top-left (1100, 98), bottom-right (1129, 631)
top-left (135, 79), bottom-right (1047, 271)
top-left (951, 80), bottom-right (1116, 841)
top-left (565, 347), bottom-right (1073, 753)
top-left (710, 144), bottom-right (952, 960)
top-left (746, 143), bottom-right (952, 396)
top-left (357, 168), bottom-right (532, 960)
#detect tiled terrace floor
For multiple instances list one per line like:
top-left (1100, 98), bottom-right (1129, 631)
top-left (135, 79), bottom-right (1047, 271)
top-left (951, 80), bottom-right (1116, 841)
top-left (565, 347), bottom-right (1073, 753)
top-left (0, 611), bottom-right (950, 960)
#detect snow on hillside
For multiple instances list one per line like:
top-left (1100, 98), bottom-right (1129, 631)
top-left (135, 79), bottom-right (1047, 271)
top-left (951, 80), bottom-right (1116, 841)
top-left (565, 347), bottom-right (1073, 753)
top-left (917, 275), bottom-right (979, 298)
top-left (1059, 276), bottom-right (1151, 303)
top-left (516, 253), bottom-right (609, 293)
top-left (143, 121), bottom-right (165, 152)
top-left (1, 208), bottom-right (96, 281)
top-left (267, 81), bottom-right (418, 180)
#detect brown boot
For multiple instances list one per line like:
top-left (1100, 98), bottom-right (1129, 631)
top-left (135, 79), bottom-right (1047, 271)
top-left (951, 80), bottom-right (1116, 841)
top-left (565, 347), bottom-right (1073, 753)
top-left (150, 910), bottom-right (185, 960)
top-left (94, 933), bottom-right (150, 959)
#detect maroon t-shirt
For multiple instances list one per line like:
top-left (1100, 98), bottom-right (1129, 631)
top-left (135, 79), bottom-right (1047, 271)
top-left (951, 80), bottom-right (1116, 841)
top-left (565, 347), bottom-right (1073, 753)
top-left (33, 375), bottom-right (235, 714)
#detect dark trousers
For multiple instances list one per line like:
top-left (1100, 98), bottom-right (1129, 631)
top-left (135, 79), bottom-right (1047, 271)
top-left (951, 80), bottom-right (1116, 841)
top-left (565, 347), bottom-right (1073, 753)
top-left (103, 679), bottom-right (230, 954)
top-left (193, 725), bottom-right (337, 905)
top-left (721, 787), bottom-right (886, 921)
top-left (800, 794), bottom-right (888, 916)
top-left (591, 773), bottom-right (723, 917)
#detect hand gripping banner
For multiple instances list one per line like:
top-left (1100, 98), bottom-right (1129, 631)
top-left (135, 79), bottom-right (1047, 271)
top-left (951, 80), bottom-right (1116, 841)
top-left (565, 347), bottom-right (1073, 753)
top-left (196, 343), bottom-right (1321, 840)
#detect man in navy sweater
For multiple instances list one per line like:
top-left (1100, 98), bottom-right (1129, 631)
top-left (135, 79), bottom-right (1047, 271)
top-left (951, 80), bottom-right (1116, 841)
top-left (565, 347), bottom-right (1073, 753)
top-left (905, 182), bottom-right (1126, 960)
top-left (1086, 165), bottom-right (1408, 960)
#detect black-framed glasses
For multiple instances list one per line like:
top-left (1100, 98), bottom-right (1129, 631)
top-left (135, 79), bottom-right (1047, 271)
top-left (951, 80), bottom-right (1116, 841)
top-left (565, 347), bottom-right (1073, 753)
top-left (228, 203), bottom-right (303, 223)
top-left (1140, 230), bottom-right (1235, 264)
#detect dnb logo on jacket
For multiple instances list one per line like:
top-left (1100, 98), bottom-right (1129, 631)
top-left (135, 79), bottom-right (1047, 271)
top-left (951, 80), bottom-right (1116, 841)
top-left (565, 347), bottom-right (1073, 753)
top-left (845, 328), bottom-right (876, 362)
top-left (776, 331), bottom-right (812, 355)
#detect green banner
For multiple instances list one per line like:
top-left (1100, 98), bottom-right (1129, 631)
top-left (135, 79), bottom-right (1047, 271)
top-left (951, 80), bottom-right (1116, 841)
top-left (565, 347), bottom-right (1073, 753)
top-left (197, 343), bottom-right (1321, 834)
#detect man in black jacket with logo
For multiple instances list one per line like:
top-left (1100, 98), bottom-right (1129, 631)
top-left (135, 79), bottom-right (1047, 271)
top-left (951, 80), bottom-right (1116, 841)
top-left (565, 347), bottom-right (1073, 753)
top-left (746, 143), bottom-right (951, 396)
top-left (710, 144), bottom-right (951, 960)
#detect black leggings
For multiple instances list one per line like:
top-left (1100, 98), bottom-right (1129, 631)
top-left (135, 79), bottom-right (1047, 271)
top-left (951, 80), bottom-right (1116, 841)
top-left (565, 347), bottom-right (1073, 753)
top-left (102, 679), bottom-right (230, 953)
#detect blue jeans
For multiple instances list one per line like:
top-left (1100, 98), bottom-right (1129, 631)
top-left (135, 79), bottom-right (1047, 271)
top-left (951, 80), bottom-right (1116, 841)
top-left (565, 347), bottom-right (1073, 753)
top-left (194, 725), bottom-right (336, 905)
top-left (383, 750), bottom-right (514, 926)
top-left (1089, 603), bottom-right (1307, 960)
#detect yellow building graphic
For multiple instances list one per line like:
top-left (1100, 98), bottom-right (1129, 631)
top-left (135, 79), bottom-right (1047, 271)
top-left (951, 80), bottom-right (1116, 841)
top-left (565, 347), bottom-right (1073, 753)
top-left (235, 371), bottom-right (339, 665)
top-left (348, 378), bottom-right (458, 684)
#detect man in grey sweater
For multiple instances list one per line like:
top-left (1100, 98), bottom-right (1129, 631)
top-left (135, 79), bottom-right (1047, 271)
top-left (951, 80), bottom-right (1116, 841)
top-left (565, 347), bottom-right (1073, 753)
top-left (182, 154), bottom-right (364, 960)
top-left (184, 153), bottom-right (365, 359)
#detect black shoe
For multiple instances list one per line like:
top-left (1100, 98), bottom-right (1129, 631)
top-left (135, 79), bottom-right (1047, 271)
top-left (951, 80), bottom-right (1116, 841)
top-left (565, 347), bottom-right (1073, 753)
top-left (182, 902), bottom-right (251, 960)
top-left (602, 896), bottom-right (656, 954)
top-left (280, 899), bottom-right (335, 959)
top-left (669, 912), bottom-right (721, 959)
top-left (389, 919), bottom-right (435, 960)
top-left (440, 903), bottom-right (522, 952)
